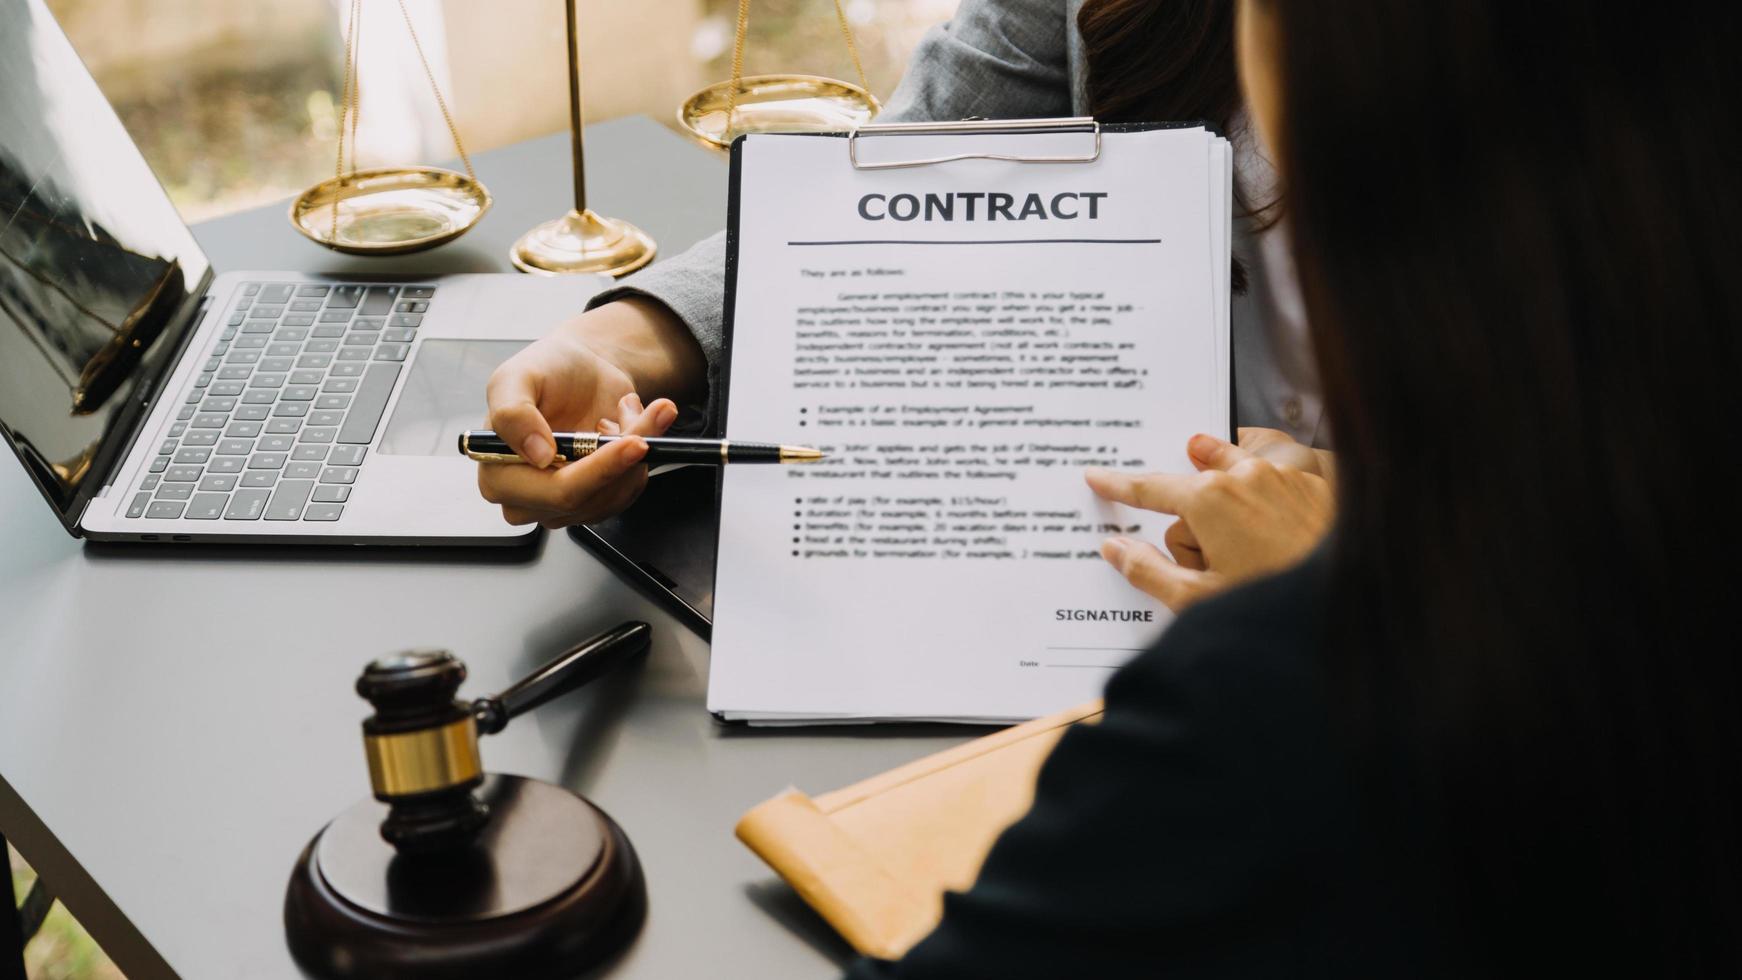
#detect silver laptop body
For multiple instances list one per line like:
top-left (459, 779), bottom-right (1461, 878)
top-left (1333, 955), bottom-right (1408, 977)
top-left (2, 0), bottom-right (599, 545)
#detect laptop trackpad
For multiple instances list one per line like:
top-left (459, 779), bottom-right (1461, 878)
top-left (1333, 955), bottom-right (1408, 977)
top-left (378, 339), bottom-right (531, 456)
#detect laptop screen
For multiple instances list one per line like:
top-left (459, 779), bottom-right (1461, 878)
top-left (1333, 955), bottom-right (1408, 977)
top-left (0, 0), bottom-right (211, 527)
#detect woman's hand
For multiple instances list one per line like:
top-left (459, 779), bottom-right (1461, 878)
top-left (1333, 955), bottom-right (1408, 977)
top-left (1085, 433), bottom-right (1334, 611)
top-left (478, 386), bottom-right (676, 529)
top-left (1232, 426), bottom-right (1337, 486)
top-left (1158, 427), bottom-right (1335, 571)
top-left (476, 297), bottom-right (703, 528)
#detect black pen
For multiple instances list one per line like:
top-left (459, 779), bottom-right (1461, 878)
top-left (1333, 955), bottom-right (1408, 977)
top-left (458, 430), bottom-right (826, 466)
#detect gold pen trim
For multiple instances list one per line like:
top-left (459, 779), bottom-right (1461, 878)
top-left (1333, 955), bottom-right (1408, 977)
top-left (465, 449), bottom-right (570, 465)
top-left (721, 439), bottom-right (730, 463)
top-left (463, 431), bottom-right (582, 467)
top-left (461, 431), bottom-right (526, 464)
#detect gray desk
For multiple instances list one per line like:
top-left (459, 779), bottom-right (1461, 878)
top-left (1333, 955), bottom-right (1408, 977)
top-left (0, 116), bottom-right (970, 979)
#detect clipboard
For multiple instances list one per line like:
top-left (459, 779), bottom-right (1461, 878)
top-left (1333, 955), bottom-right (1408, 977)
top-left (717, 115), bottom-right (1233, 463)
top-left (574, 118), bottom-right (1233, 654)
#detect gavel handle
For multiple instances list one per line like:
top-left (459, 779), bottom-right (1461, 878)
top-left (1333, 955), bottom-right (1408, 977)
top-left (471, 621), bottom-right (652, 735)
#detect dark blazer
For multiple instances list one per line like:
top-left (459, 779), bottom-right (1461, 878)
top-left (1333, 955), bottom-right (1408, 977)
top-left (847, 548), bottom-right (1446, 978)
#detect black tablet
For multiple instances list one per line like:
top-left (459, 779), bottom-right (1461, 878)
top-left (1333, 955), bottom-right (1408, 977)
top-left (568, 465), bottom-right (716, 638)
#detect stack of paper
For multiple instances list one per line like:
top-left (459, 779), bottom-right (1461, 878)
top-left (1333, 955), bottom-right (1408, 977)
top-left (711, 124), bottom-right (1232, 723)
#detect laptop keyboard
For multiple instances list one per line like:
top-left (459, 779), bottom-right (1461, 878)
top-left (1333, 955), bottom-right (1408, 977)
top-left (124, 281), bottom-right (433, 522)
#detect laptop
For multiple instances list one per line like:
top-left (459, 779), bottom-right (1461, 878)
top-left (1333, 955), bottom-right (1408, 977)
top-left (1, 0), bottom-right (603, 545)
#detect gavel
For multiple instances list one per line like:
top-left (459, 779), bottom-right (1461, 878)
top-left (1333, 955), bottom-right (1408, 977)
top-left (355, 620), bottom-right (650, 854)
top-left (285, 621), bottom-right (653, 980)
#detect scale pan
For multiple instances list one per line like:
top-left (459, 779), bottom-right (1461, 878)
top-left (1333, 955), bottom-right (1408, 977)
top-left (678, 73), bottom-right (879, 149)
top-left (290, 166), bottom-right (491, 255)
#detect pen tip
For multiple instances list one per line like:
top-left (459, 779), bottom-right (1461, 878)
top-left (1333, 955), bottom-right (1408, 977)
top-left (780, 446), bottom-right (826, 463)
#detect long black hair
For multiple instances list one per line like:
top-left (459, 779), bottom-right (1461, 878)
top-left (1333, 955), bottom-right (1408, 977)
top-left (1078, 0), bottom-right (1271, 291)
top-left (1270, 1), bottom-right (1741, 972)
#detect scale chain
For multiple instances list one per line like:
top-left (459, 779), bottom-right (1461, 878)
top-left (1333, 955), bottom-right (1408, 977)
top-left (330, 0), bottom-right (475, 240)
top-left (831, 0), bottom-right (871, 96)
top-left (724, 0), bottom-right (752, 129)
top-left (333, 0), bottom-right (363, 238)
top-left (724, 0), bottom-right (871, 142)
top-left (395, 0), bottom-right (475, 181)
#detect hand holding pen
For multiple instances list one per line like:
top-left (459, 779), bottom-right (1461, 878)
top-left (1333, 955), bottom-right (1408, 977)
top-left (476, 389), bottom-right (676, 529)
top-left (476, 307), bottom-right (715, 529)
top-left (476, 387), bottom-right (823, 530)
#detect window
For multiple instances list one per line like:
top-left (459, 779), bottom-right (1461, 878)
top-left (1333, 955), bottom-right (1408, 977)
top-left (50, 0), bottom-right (955, 222)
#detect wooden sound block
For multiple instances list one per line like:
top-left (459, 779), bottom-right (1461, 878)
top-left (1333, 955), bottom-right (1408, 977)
top-left (285, 774), bottom-right (646, 980)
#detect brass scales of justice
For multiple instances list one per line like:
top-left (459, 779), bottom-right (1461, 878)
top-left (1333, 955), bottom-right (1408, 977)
top-left (288, 0), bottom-right (658, 277)
top-left (676, 0), bottom-right (882, 149)
top-left (287, 0), bottom-right (881, 273)
top-left (289, 0), bottom-right (492, 258)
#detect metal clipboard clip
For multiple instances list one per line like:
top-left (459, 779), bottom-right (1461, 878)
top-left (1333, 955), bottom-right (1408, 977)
top-left (847, 116), bottom-right (1102, 171)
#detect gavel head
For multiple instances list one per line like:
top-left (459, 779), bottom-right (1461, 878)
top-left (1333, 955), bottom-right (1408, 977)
top-left (355, 650), bottom-right (488, 855)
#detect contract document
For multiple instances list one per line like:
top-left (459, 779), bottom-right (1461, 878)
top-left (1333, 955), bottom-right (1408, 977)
top-left (709, 123), bottom-right (1232, 724)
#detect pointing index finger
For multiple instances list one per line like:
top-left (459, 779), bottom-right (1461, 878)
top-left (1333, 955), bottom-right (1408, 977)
top-left (1084, 467), bottom-right (1195, 516)
top-left (1186, 433), bottom-right (1252, 473)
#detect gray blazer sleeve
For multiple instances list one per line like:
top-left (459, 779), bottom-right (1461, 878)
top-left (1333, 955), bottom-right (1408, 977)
top-left (586, 0), bottom-right (1082, 434)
